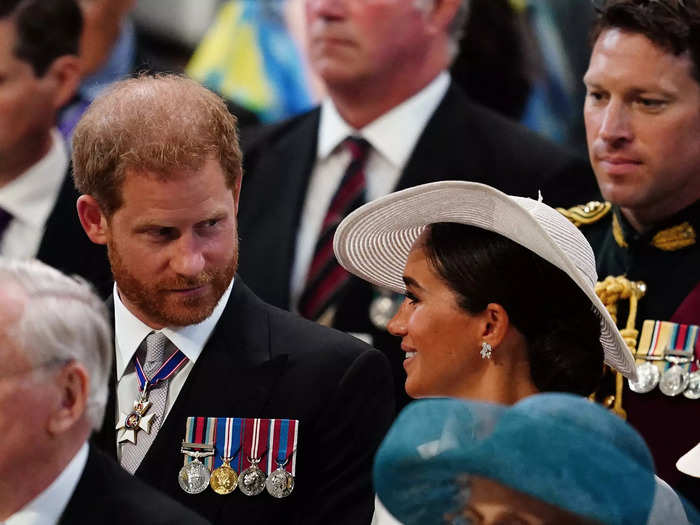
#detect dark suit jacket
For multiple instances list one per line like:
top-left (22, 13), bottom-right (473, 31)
top-left (237, 82), bottom-right (600, 410)
top-left (36, 166), bottom-right (113, 298)
top-left (60, 445), bottom-right (209, 524)
top-left (93, 278), bottom-right (394, 525)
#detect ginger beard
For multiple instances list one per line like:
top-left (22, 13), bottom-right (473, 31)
top-left (107, 235), bottom-right (237, 328)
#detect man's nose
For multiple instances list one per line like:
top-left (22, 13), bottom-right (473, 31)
top-left (306, 0), bottom-right (346, 20)
top-left (170, 235), bottom-right (206, 278)
top-left (598, 100), bottom-right (634, 144)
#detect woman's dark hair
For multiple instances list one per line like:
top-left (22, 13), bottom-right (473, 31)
top-left (423, 223), bottom-right (603, 396)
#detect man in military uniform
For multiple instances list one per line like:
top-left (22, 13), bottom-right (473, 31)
top-left (561, 0), bottom-right (700, 504)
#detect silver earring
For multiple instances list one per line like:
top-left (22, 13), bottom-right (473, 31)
top-left (480, 341), bottom-right (493, 360)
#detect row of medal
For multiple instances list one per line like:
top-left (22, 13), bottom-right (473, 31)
top-left (178, 417), bottom-right (299, 499)
top-left (627, 320), bottom-right (699, 399)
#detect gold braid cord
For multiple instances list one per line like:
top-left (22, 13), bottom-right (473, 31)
top-left (557, 201), bottom-right (611, 227)
top-left (593, 275), bottom-right (647, 419)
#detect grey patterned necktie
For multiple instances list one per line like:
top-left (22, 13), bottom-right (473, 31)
top-left (120, 331), bottom-right (171, 474)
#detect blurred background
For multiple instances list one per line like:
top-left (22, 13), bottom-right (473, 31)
top-left (129, 0), bottom-right (595, 153)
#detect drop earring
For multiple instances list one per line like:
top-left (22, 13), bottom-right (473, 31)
top-left (480, 341), bottom-right (493, 360)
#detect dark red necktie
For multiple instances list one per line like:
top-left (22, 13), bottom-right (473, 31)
top-left (298, 137), bottom-right (371, 320)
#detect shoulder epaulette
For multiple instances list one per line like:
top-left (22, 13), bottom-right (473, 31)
top-left (557, 201), bottom-right (611, 228)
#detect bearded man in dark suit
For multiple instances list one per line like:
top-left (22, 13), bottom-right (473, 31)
top-left (74, 74), bottom-right (394, 525)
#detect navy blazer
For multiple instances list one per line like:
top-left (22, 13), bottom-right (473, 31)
top-left (60, 445), bottom-right (209, 524)
top-left (93, 278), bottom-right (394, 524)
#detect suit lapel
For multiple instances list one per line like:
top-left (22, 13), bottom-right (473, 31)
top-left (238, 111), bottom-right (320, 309)
top-left (396, 82), bottom-right (488, 191)
top-left (134, 280), bottom-right (288, 503)
top-left (92, 296), bottom-right (118, 459)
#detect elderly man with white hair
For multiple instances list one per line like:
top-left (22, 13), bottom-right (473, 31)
top-left (0, 258), bottom-right (208, 524)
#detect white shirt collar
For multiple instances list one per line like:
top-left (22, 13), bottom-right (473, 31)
top-left (6, 442), bottom-right (88, 525)
top-left (0, 129), bottom-right (68, 229)
top-left (317, 72), bottom-right (450, 169)
top-left (113, 278), bottom-right (234, 379)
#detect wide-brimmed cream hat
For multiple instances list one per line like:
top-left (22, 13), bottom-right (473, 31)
top-left (333, 181), bottom-right (636, 379)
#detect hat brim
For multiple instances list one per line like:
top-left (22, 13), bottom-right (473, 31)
top-left (333, 181), bottom-right (636, 380)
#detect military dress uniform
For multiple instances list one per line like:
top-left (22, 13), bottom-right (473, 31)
top-left (560, 200), bottom-right (700, 505)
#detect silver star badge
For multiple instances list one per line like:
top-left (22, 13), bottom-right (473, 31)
top-left (116, 399), bottom-right (155, 444)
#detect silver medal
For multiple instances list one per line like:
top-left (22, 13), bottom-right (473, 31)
top-left (659, 364), bottom-right (690, 396)
top-left (683, 371), bottom-right (700, 400)
top-left (178, 458), bottom-right (211, 494)
top-left (265, 467), bottom-right (295, 498)
top-left (369, 290), bottom-right (400, 330)
top-left (238, 458), bottom-right (267, 496)
top-left (628, 362), bottom-right (660, 394)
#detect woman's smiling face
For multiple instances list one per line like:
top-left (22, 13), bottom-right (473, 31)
top-left (387, 234), bottom-right (488, 399)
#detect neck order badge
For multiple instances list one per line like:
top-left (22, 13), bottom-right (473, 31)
top-left (116, 340), bottom-right (188, 444)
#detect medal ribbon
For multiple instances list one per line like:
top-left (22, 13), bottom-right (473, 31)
top-left (214, 418), bottom-right (243, 470)
top-left (241, 418), bottom-right (270, 471)
top-left (268, 419), bottom-right (299, 476)
top-left (135, 347), bottom-right (188, 393)
top-left (184, 417), bottom-right (217, 470)
top-left (643, 321), bottom-right (698, 372)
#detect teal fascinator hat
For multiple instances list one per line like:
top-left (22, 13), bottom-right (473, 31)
top-left (374, 393), bottom-right (659, 525)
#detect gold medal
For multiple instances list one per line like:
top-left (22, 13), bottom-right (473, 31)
top-left (210, 457), bottom-right (238, 495)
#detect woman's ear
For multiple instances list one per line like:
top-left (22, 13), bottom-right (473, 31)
top-left (481, 302), bottom-right (510, 349)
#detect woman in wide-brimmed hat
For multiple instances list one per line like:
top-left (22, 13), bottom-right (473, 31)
top-left (334, 180), bottom-right (637, 404)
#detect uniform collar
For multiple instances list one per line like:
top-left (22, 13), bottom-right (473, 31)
top-left (612, 201), bottom-right (698, 251)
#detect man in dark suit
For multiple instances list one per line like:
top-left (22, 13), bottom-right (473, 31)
top-left (0, 258), bottom-right (208, 524)
top-left (73, 74), bottom-right (394, 524)
top-left (0, 0), bottom-right (112, 297)
top-left (238, 0), bottom-right (600, 410)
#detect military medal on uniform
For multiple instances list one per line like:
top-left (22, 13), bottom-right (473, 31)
top-left (116, 347), bottom-right (188, 444)
top-left (210, 418), bottom-right (243, 495)
top-left (238, 418), bottom-right (270, 496)
top-left (629, 320), bottom-right (699, 398)
top-left (179, 441), bottom-right (215, 494)
top-left (265, 419), bottom-right (299, 498)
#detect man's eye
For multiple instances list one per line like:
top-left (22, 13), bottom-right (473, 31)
top-left (637, 97), bottom-right (665, 108)
top-left (148, 227), bottom-right (174, 238)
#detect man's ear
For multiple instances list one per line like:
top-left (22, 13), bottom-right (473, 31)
top-left (77, 195), bottom-right (109, 245)
top-left (47, 361), bottom-right (89, 436)
top-left (43, 55), bottom-right (82, 111)
top-left (424, 0), bottom-right (463, 35)
top-left (233, 176), bottom-right (243, 215)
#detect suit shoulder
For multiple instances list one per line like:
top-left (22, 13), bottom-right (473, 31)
top-left (64, 448), bottom-right (210, 524)
top-left (240, 108), bottom-right (318, 154)
top-left (557, 201), bottom-right (612, 228)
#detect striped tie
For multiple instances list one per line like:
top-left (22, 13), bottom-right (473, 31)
top-left (298, 137), bottom-right (370, 321)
